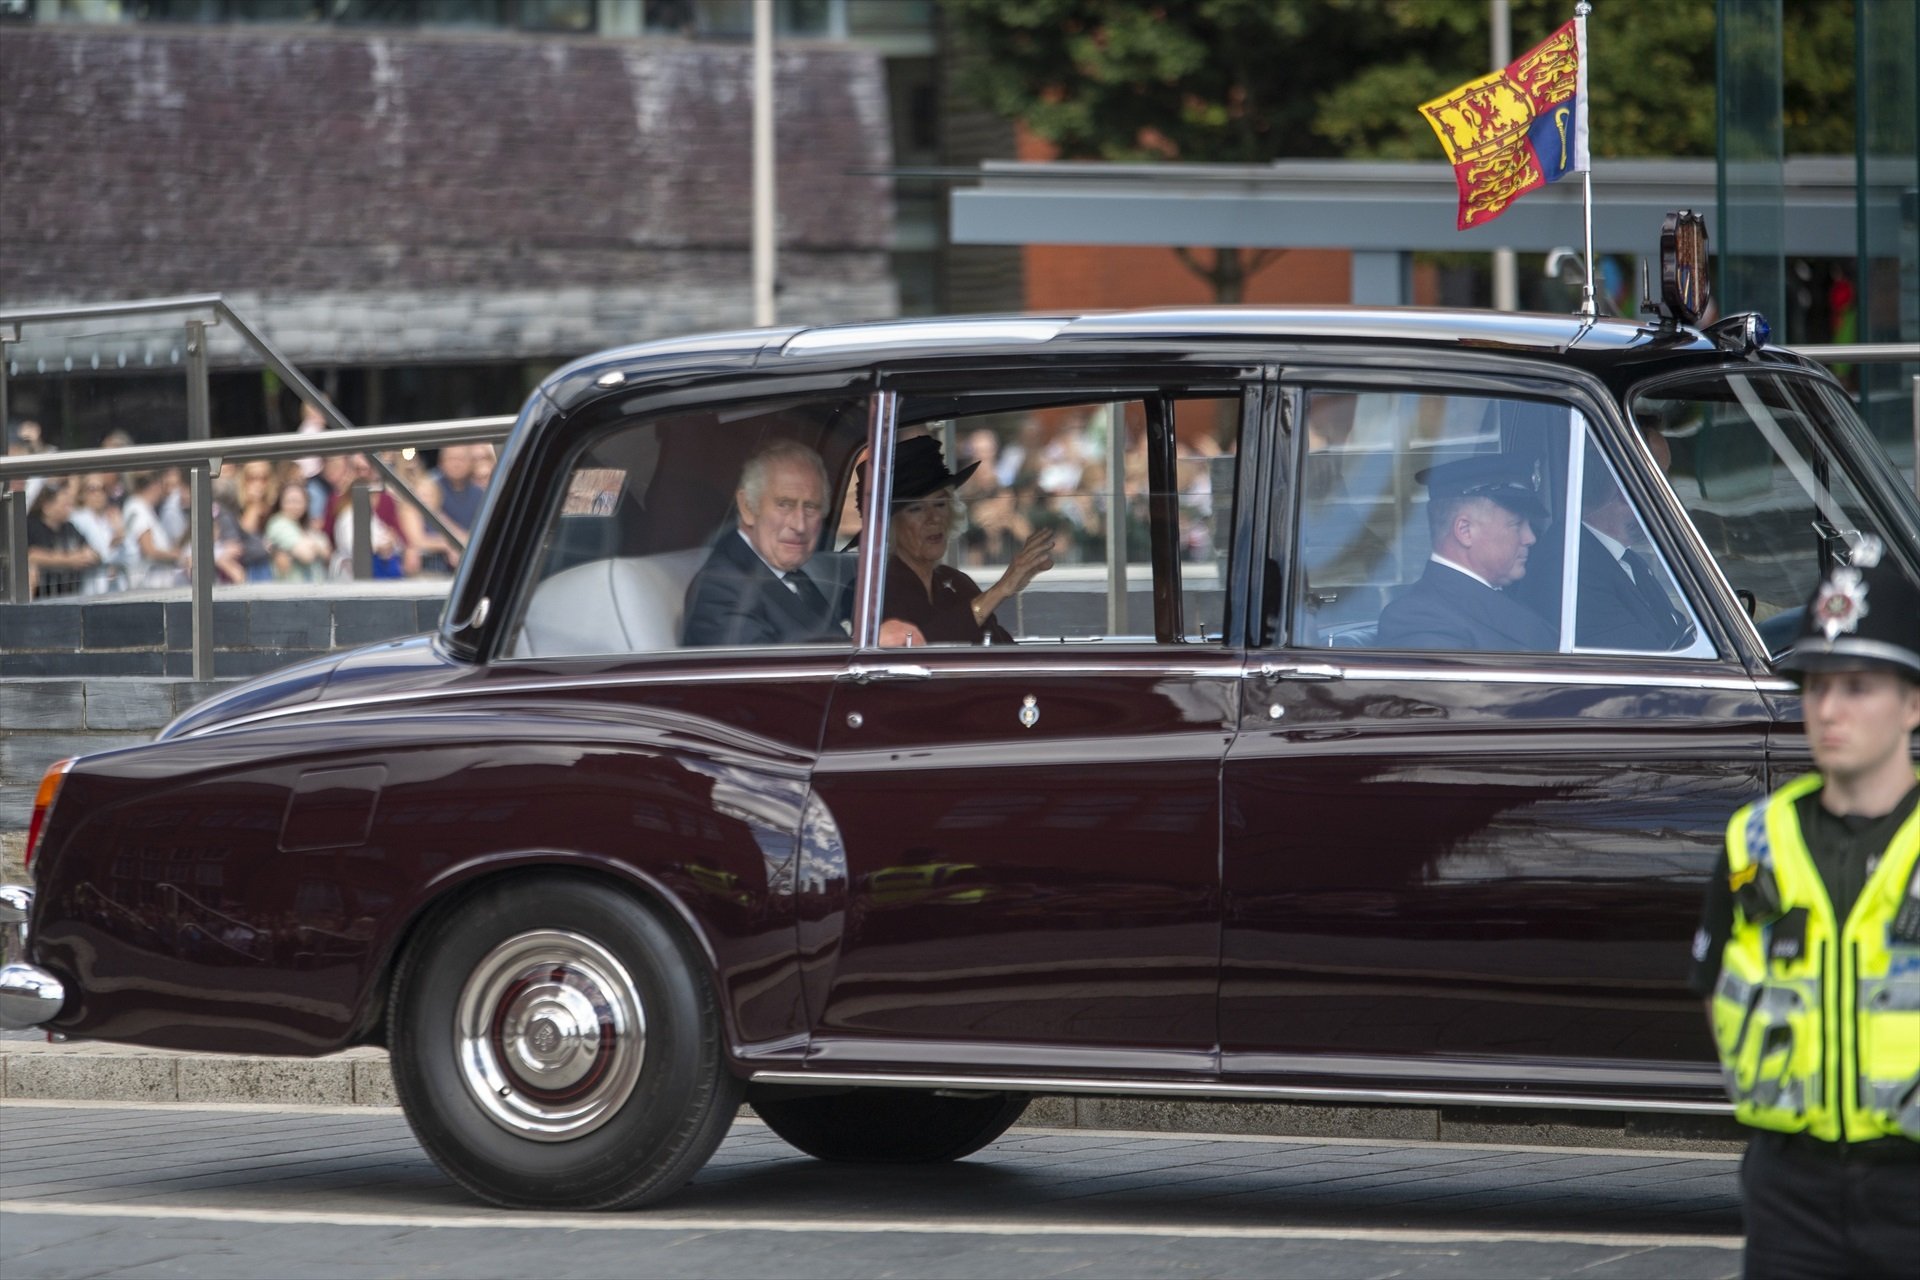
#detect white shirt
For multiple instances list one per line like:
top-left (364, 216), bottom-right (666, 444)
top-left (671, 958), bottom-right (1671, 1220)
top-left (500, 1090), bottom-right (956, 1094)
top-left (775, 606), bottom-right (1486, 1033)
top-left (1584, 523), bottom-right (1634, 578)
top-left (737, 529), bottom-right (804, 593)
top-left (1430, 553), bottom-right (1497, 591)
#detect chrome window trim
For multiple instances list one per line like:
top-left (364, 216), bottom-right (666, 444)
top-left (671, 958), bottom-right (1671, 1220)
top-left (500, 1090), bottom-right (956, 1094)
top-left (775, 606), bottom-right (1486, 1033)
top-left (746, 1069), bottom-right (1731, 1117)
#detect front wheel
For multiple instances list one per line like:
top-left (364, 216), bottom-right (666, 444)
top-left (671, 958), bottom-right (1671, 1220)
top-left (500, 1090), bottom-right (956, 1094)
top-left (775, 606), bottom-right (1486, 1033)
top-left (751, 1088), bottom-right (1028, 1163)
top-left (389, 874), bottom-right (741, 1210)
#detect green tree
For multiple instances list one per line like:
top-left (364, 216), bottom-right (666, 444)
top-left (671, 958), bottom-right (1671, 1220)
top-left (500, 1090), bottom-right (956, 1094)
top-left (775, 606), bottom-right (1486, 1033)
top-left (950, 0), bottom-right (1858, 299)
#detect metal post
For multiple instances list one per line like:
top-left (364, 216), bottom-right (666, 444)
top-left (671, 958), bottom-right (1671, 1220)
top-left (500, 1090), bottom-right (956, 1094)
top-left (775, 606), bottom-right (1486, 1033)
top-left (189, 465), bottom-right (215, 680)
top-left (1, 322), bottom-right (14, 603)
top-left (751, 0), bottom-right (777, 327)
top-left (351, 481), bottom-right (373, 580)
top-left (1489, 0), bottom-right (1519, 311)
top-left (1105, 402), bottom-right (1126, 635)
top-left (3, 490), bottom-right (25, 603)
top-left (185, 320), bottom-right (215, 680)
top-left (1911, 373), bottom-right (1918, 500)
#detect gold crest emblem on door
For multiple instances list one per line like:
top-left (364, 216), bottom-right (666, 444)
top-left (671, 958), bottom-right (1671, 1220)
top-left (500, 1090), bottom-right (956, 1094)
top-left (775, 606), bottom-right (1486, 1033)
top-left (1018, 694), bottom-right (1039, 729)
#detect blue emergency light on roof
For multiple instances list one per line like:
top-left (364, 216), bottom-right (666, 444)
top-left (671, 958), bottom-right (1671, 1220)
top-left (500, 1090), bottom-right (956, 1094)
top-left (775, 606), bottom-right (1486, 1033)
top-left (1706, 312), bottom-right (1771, 355)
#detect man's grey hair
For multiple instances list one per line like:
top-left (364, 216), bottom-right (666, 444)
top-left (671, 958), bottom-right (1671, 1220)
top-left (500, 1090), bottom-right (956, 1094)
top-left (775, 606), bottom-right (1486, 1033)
top-left (740, 439), bottom-right (829, 505)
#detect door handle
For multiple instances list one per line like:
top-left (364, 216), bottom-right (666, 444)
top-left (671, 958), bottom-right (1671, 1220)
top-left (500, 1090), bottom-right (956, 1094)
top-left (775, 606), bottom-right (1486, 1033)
top-left (1244, 662), bottom-right (1345, 681)
top-left (840, 664), bottom-right (933, 684)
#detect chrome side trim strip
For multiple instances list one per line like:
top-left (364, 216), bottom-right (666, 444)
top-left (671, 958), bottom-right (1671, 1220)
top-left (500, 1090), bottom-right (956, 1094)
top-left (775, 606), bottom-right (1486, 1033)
top-left (746, 1069), bottom-right (1732, 1116)
top-left (1312, 666), bottom-right (1763, 694)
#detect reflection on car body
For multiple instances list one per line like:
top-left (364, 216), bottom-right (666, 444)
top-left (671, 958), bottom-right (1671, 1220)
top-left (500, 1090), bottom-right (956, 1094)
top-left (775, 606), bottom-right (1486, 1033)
top-left (6, 243), bottom-right (1918, 1210)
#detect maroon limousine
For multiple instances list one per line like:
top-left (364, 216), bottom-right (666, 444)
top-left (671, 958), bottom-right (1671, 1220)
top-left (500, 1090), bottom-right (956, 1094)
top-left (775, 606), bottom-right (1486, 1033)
top-left (6, 254), bottom-right (1918, 1209)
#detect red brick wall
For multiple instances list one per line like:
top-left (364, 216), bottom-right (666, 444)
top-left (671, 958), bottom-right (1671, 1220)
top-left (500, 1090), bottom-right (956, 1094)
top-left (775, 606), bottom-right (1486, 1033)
top-left (1012, 129), bottom-right (1352, 311)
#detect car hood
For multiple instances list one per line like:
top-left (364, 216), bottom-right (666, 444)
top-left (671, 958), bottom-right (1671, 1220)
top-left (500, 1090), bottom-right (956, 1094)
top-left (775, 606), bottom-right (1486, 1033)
top-left (158, 635), bottom-right (468, 740)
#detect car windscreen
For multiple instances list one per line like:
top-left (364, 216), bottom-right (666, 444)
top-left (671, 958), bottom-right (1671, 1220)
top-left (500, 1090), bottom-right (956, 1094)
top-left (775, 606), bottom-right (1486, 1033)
top-left (1632, 368), bottom-right (1919, 660)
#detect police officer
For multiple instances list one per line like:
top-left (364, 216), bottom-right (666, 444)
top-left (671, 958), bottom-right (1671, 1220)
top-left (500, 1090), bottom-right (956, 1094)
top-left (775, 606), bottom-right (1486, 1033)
top-left (1689, 541), bottom-right (1920, 1279)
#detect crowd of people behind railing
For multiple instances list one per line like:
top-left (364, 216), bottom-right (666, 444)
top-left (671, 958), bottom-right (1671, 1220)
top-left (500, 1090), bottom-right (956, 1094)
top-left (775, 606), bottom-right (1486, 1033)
top-left (4, 407), bottom-right (494, 599)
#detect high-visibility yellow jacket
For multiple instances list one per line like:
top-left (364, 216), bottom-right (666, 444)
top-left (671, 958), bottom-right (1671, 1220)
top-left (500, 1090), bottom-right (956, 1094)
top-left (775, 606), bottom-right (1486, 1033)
top-left (1712, 771), bottom-right (1920, 1142)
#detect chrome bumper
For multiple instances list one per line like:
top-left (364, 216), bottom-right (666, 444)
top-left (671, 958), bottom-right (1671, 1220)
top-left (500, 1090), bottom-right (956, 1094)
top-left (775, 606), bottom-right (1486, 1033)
top-left (0, 885), bottom-right (66, 1030)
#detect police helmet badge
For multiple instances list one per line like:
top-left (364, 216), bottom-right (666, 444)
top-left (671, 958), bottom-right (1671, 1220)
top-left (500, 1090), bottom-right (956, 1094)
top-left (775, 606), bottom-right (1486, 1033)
top-left (1775, 535), bottom-right (1920, 683)
top-left (1810, 566), bottom-right (1869, 640)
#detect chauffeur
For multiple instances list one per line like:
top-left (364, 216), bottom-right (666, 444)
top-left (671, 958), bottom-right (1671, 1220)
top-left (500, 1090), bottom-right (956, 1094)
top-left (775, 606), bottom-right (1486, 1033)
top-left (1375, 454), bottom-right (1557, 653)
top-left (1689, 543), bottom-right (1920, 1279)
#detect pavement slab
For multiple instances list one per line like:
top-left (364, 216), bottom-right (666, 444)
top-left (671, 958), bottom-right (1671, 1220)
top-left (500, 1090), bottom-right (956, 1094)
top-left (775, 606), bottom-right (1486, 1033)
top-left (0, 1097), bottom-right (1747, 1278)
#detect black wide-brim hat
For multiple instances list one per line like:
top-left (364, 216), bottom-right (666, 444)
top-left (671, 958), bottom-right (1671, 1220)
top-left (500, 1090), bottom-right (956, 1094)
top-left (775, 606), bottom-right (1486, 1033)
top-left (856, 434), bottom-right (980, 512)
top-left (1775, 541), bottom-right (1920, 682)
top-left (1416, 454), bottom-right (1550, 527)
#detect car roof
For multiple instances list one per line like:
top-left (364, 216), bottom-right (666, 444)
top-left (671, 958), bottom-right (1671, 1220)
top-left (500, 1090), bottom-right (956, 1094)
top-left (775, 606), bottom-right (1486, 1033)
top-left (534, 305), bottom-right (1781, 419)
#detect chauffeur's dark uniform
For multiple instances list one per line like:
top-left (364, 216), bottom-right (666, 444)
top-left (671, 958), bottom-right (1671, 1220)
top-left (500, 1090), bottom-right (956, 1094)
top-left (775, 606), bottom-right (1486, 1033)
top-left (1688, 550), bottom-right (1920, 1280)
top-left (1376, 454), bottom-right (1558, 654)
top-left (1376, 559), bottom-right (1557, 653)
top-left (681, 531), bottom-right (850, 647)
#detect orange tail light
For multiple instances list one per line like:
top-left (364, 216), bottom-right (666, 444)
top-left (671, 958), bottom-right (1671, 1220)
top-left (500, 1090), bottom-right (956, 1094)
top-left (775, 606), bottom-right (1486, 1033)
top-left (23, 759), bottom-right (74, 874)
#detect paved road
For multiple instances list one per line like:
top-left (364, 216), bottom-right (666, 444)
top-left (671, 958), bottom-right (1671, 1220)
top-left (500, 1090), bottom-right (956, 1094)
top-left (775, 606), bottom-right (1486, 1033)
top-left (1, 1099), bottom-right (1745, 1278)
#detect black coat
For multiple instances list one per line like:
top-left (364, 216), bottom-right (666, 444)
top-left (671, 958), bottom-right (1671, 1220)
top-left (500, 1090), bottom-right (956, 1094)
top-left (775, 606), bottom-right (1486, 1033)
top-left (1376, 559), bottom-right (1557, 653)
top-left (1574, 528), bottom-right (1685, 651)
top-left (681, 532), bottom-right (850, 647)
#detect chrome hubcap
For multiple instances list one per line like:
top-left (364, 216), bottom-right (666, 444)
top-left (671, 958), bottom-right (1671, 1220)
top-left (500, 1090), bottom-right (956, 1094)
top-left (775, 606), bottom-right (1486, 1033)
top-left (455, 930), bottom-right (646, 1141)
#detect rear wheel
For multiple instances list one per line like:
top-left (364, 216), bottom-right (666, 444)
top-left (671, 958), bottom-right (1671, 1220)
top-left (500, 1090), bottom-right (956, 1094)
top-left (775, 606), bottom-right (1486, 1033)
top-left (389, 874), bottom-right (741, 1209)
top-left (751, 1088), bottom-right (1028, 1163)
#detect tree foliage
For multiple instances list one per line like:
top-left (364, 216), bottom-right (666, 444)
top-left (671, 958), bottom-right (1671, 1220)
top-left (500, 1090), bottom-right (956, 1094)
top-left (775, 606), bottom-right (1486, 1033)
top-left (947, 0), bottom-right (1858, 299)
top-left (950, 0), bottom-right (1856, 164)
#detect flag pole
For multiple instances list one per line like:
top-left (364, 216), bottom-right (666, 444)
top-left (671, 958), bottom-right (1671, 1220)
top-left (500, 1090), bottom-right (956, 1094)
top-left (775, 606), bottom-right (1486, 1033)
top-left (1576, 0), bottom-right (1597, 319)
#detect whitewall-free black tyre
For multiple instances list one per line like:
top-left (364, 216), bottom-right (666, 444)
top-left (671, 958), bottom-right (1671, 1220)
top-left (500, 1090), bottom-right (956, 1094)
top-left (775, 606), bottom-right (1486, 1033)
top-left (389, 874), bottom-right (741, 1210)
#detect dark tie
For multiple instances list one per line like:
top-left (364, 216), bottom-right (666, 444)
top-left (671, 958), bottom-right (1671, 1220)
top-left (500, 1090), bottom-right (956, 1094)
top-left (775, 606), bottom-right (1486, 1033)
top-left (787, 570), bottom-right (830, 618)
top-left (1621, 550), bottom-right (1678, 626)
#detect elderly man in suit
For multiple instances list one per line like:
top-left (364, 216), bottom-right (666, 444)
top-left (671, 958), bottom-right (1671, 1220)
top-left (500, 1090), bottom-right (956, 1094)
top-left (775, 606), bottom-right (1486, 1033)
top-left (1575, 451), bottom-right (1687, 651)
top-left (683, 439), bottom-right (925, 648)
top-left (682, 440), bottom-right (850, 647)
top-left (1377, 454), bottom-right (1557, 653)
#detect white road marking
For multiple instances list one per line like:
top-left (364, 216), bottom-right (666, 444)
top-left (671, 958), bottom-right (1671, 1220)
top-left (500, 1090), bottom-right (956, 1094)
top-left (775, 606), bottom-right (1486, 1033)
top-left (0, 1200), bottom-right (1742, 1250)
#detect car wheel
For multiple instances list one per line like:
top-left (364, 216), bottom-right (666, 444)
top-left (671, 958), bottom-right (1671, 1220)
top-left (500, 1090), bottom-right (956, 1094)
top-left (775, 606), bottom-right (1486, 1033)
top-left (751, 1088), bottom-right (1029, 1163)
top-left (389, 874), bottom-right (741, 1210)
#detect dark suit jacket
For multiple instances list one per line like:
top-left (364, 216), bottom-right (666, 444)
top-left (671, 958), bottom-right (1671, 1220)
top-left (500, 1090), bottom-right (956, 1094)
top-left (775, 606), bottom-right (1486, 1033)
top-left (1376, 560), bottom-right (1557, 653)
top-left (1574, 528), bottom-right (1684, 651)
top-left (681, 532), bottom-right (850, 647)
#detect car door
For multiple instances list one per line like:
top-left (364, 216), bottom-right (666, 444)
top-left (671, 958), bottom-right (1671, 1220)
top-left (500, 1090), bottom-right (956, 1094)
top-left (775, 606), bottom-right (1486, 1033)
top-left (1221, 373), bottom-right (1771, 1106)
top-left (804, 368), bottom-right (1257, 1078)
top-left (475, 382), bottom-right (872, 1058)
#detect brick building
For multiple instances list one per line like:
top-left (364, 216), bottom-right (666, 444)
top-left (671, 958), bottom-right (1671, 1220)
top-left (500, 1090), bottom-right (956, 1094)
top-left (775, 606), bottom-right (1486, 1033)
top-left (0, 6), bottom-right (940, 441)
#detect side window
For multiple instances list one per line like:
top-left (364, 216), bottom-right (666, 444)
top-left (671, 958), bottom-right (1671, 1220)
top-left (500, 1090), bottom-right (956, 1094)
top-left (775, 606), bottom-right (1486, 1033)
top-left (504, 395), bottom-right (869, 659)
top-left (1569, 435), bottom-right (1704, 654)
top-left (1290, 388), bottom-right (1570, 655)
top-left (858, 393), bottom-right (1240, 646)
top-left (1636, 372), bottom-right (1882, 658)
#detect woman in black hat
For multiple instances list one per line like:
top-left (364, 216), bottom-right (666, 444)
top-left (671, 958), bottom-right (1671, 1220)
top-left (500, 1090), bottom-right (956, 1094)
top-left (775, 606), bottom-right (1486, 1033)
top-left (866, 434), bottom-right (1055, 645)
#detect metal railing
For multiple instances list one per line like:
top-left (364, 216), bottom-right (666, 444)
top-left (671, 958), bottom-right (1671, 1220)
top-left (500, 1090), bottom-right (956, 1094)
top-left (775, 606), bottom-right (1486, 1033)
top-left (1794, 344), bottom-right (1920, 502)
top-left (1, 296), bottom-right (512, 676)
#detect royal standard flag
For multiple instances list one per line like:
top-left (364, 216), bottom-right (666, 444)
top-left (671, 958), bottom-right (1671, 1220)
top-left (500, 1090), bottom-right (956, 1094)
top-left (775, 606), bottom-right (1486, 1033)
top-left (1420, 18), bottom-right (1589, 229)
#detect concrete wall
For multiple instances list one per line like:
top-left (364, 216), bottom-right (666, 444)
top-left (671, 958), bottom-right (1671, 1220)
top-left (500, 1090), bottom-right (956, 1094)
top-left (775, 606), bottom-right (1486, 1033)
top-left (0, 589), bottom-right (447, 878)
